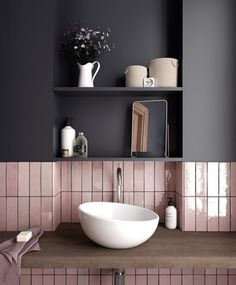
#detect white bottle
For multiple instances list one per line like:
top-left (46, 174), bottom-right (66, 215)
top-left (74, 132), bottom-right (88, 158)
top-left (165, 198), bottom-right (177, 229)
top-left (61, 118), bottom-right (76, 158)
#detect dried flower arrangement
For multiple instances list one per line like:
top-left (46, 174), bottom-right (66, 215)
top-left (60, 24), bottom-right (114, 65)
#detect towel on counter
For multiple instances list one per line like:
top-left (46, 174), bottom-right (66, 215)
top-left (0, 227), bottom-right (44, 285)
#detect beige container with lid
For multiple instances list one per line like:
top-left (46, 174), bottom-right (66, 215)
top-left (125, 65), bottom-right (148, 87)
top-left (149, 58), bottom-right (178, 87)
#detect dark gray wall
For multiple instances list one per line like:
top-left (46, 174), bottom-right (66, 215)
top-left (183, 0), bottom-right (236, 161)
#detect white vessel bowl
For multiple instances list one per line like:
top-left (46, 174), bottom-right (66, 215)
top-left (78, 202), bottom-right (159, 249)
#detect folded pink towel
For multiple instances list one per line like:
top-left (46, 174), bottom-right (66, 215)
top-left (0, 227), bottom-right (44, 285)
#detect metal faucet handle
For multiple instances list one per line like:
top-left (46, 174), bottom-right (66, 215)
top-left (117, 167), bottom-right (122, 186)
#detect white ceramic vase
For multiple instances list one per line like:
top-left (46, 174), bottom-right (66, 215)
top-left (77, 61), bottom-right (100, 87)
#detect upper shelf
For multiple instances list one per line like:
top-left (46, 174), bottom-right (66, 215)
top-left (54, 87), bottom-right (183, 97)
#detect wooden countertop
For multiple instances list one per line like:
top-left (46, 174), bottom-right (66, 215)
top-left (1, 223), bottom-right (236, 268)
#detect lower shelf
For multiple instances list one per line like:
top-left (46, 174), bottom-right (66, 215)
top-left (1, 224), bottom-right (236, 268)
top-left (54, 157), bottom-right (183, 161)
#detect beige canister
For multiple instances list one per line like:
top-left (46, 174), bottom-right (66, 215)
top-left (149, 58), bottom-right (178, 87)
top-left (125, 65), bottom-right (148, 87)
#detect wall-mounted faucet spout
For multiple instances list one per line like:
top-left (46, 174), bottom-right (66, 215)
top-left (117, 167), bottom-right (122, 203)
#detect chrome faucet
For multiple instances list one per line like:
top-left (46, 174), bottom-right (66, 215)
top-left (117, 167), bottom-right (122, 203)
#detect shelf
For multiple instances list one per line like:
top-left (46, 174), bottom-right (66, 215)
top-left (54, 87), bottom-right (183, 97)
top-left (1, 223), bottom-right (236, 268)
top-left (54, 157), bottom-right (183, 161)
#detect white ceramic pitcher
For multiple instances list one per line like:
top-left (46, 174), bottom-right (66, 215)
top-left (77, 61), bottom-right (100, 87)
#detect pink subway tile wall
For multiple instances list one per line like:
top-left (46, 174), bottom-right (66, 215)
top-left (19, 268), bottom-right (236, 285)
top-left (177, 162), bottom-right (236, 232)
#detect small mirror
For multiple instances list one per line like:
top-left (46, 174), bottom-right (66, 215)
top-left (131, 100), bottom-right (168, 157)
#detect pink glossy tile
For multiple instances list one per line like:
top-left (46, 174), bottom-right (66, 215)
top-left (78, 275), bottom-right (89, 285)
top-left (7, 197), bottom-right (17, 231)
top-left (219, 197), bottom-right (230, 231)
top-left (53, 162), bottom-right (61, 195)
top-left (206, 275), bottom-right (217, 285)
top-left (18, 162), bottom-right (29, 197)
top-left (171, 268), bottom-right (181, 275)
top-left (90, 275), bottom-right (100, 285)
top-left (148, 268), bottom-right (159, 274)
top-left (32, 275), bottom-right (43, 285)
top-left (182, 268), bottom-right (193, 275)
top-left (124, 191), bottom-right (134, 205)
top-left (134, 161), bottom-right (144, 191)
top-left (93, 191), bottom-right (103, 202)
top-left (21, 268), bottom-right (31, 275)
top-left (125, 275), bottom-right (135, 285)
top-left (32, 268), bottom-right (43, 275)
top-left (6, 162), bottom-right (17, 196)
top-left (41, 197), bottom-right (53, 231)
top-left (194, 275), bottom-right (205, 285)
top-left (61, 192), bottom-right (72, 222)
top-left (101, 275), bottom-right (113, 285)
top-left (159, 275), bottom-right (170, 285)
top-left (217, 268), bottom-right (227, 275)
top-left (72, 192), bottom-right (81, 222)
top-left (61, 161), bottom-right (71, 191)
top-left (231, 197), bottom-right (236, 231)
top-left (155, 161), bottom-right (165, 192)
top-left (124, 161), bottom-right (133, 191)
top-left (194, 268), bottom-right (205, 275)
top-left (208, 197), bottom-right (219, 231)
top-left (219, 163), bottom-right (230, 197)
top-left (144, 191), bottom-right (155, 211)
top-left (53, 194), bottom-right (60, 230)
top-left (231, 162), bottom-right (236, 196)
top-left (71, 161), bottom-right (81, 191)
top-left (90, 269), bottom-right (100, 275)
top-left (100, 269), bottom-right (113, 275)
top-left (159, 268), bottom-right (170, 275)
top-left (184, 162), bottom-right (195, 196)
top-left (176, 162), bottom-right (183, 196)
top-left (155, 192), bottom-right (165, 223)
top-left (182, 275), bottom-right (193, 285)
top-left (30, 163), bottom-right (41, 197)
top-left (18, 197), bottom-right (29, 230)
top-left (183, 197), bottom-right (195, 231)
top-left (148, 275), bottom-right (158, 285)
top-left (217, 275), bottom-right (228, 285)
top-left (136, 268), bottom-right (147, 274)
top-left (145, 161), bottom-right (154, 191)
top-left (136, 275), bottom-right (147, 285)
top-left (228, 268), bottom-right (236, 274)
top-left (93, 161), bottom-right (103, 191)
top-left (54, 268), bottom-right (66, 275)
top-left (54, 276), bottom-right (65, 285)
top-left (170, 275), bottom-right (181, 285)
top-left (205, 269), bottom-right (216, 274)
top-left (134, 191), bottom-right (144, 207)
top-left (125, 269), bottom-right (135, 275)
top-left (0, 163), bottom-right (6, 196)
top-left (41, 163), bottom-right (53, 196)
top-left (103, 161), bottom-right (113, 191)
top-left (66, 268), bottom-right (77, 275)
top-left (43, 268), bottom-right (54, 274)
top-left (165, 162), bottom-right (176, 192)
top-left (196, 197), bottom-right (207, 231)
top-left (208, 163), bottom-right (219, 196)
top-left (42, 276), bottom-right (54, 285)
top-left (196, 162), bottom-right (207, 197)
top-left (82, 161), bottom-right (92, 191)
top-left (20, 275), bottom-right (31, 285)
top-left (229, 276), bottom-right (236, 285)
top-left (82, 191), bottom-right (92, 203)
top-left (103, 191), bottom-right (113, 202)
top-left (30, 197), bottom-right (41, 227)
top-left (78, 269), bottom-right (89, 275)
top-left (0, 197), bottom-right (6, 230)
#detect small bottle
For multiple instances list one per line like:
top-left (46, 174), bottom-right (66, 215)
top-left (61, 118), bottom-right (76, 158)
top-left (165, 198), bottom-right (177, 229)
top-left (74, 132), bottom-right (88, 158)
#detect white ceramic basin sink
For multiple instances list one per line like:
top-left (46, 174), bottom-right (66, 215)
top-left (78, 202), bottom-right (159, 249)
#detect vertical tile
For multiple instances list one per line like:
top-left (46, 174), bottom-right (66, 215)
top-left (144, 192), bottom-right (155, 211)
top-left (182, 275), bottom-right (193, 285)
top-left (159, 275), bottom-right (170, 285)
top-left (231, 197), bottom-right (236, 231)
top-left (103, 191), bottom-right (113, 202)
top-left (184, 162), bottom-right (195, 196)
top-left (43, 276), bottom-right (54, 285)
top-left (93, 161), bottom-right (103, 191)
top-left (219, 163), bottom-right (230, 196)
top-left (217, 269), bottom-right (227, 275)
top-left (101, 269), bottom-right (113, 275)
top-left (228, 268), bottom-right (236, 274)
top-left (208, 162), bottom-right (219, 196)
top-left (194, 268), bottom-right (205, 275)
top-left (21, 268), bottom-right (31, 275)
top-left (20, 275), bottom-right (31, 285)
top-left (90, 275), bottom-right (101, 285)
top-left (82, 161), bottom-right (92, 191)
top-left (194, 275), bottom-right (205, 285)
top-left (82, 191), bottom-right (92, 203)
top-left (66, 275), bottom-right (77, 285)
top-left (42, 197), bottom-right (53, 231)
top-left (231, 162), bottom-right (236, 196)
top-left (54, 275), bottom-right (65, 285)
top-left (125, 275), bottom-right (135, 285)
top-left (182, 268), bottom-right (193, 275)
top-left (183, 197), bottom-right (196, 231)
top-left (145, 161), bottom-right (154, 191)
top-left (171, 268), bottom-right (181, 275)
top-left (176, 162), bottom-right (183, 196)
top-left (206, 275), bottom-right (217, 285)
top-left (136, 268), bottom-right (147, 274)
top-left (53, 162), bottom-right (61, 195)
top-left (101, 275), bottom-right (113, 285)
top-left (125, 269), bottom-right (135, 275)
top-left (30, 163), bottom-right (41, 196)
top-left (219, 197), bottom-right (230, 231)
top-left (0, 163), bottom-right (6, 196)
top-left (148, 275), bottom-right (159, 285)
top-left (136, 275), bottom-right (147, 285)
top-left (32, 275), bottom-right (43, 285)
top-left (134, 161), bottom-right (144, 191)
top-left (124, 161), bottom-right (133, 191)
top-left (170, 275), bottom-right (181, 285)
top-left (18, 197), bottom-right (29, 230)
top-left (196, 162), bottom-right (207, 197)
top-left (32, 268), bottom-right (43, 275)
top-left (0, 197), bottom-right (7, 230)
top-left (6, 162), bottom-right (17, 196)
top-left (217, 275), bottom-right (227, 285)
top-left (55, 268), bottom-right (66, 275)
top-left (124, 191), bottom-right (133, 205)
top-left (196, 197), bottom-right (207, 231)
top-left (72, 192), bottom-right (81, 222)
top-left (43, 268), bottom-right (54, 274)
top-left (18, 162), bottom-right (29, 197)
top-left (7, 197), bottom-right (17, 230)
top-left (93, 191), bottom-right (103, 202)
top-left (41, 163), bottom-right (53, 196)
top-left (134, 191), bottom-right (144, 207)
top-left (61, 192), bottom-right (72, 222)
top-left (30, 197), bottom-right (41, 227)
top-left (208, 197), bottom-right (219, 231)
top-left (155, 161), bottom-right (165, 192)
top-left (159, 268), bottom-right (170, 275)
top-left (61, 161), bottom-right (71, 191)
top-left (155, 192), bottom-right (165, 223)
top-left (229, 276), bottom-right (236, 285)
top-left (165, 162), bottom-right (176, 192)
top-left (71, 161), bottom-right (81, 191)
top-left (103, 161), bottom-right (113, 191)
top-left (78, 275), bottom-right (89, 285)
top-left (53, 194), bottom-right (60, 230)
top-left (205, 269), bottom-right (216, 275)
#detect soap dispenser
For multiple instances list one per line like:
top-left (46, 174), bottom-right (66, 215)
top-left (165, 198), bottom-right (177, 229)
top-left (60, 118), bottom-right (76, 158)
top-left (74, 132), bottom-right (88, 158)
